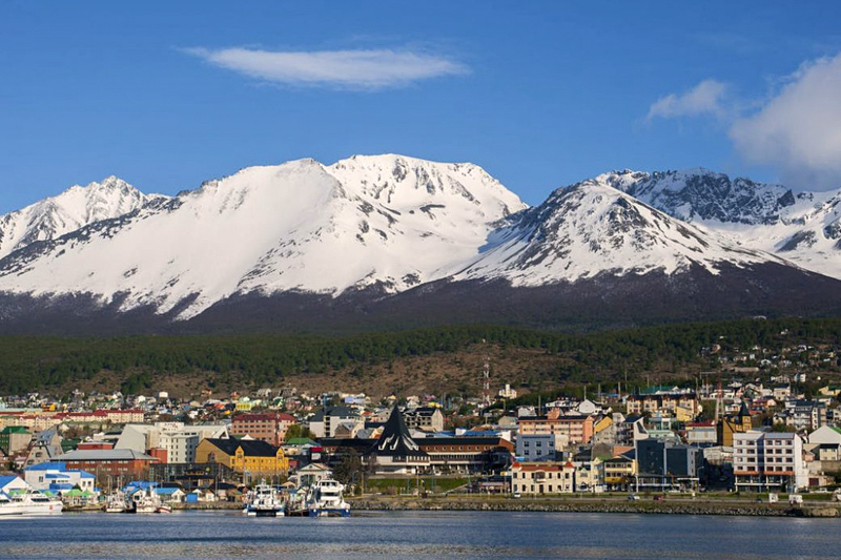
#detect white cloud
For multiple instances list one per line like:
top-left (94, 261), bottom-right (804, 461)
top-left (729, 53), bottom-right (841, 189)
top-left (646, 79), bottom-right (728, 121)
top-left (184, 47), bottom-right (468, 90)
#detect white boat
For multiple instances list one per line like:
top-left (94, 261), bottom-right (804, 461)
top-left (155, 503), bottom-right (173, 514)
top-left (130, 488), bottom-right (164, 514)
top-left (0, 492), bottom-right (19, 516)
top-left (104, 492), bottom-right (128, 513)
top-left (244, 482), bottom-right (285, 517)
top-left (307, 479), bottom-right (350, 517)
top-left (0, 491), bottom-right (63, 515)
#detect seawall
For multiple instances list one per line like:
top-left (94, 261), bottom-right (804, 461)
top-left (349, 496), bottom-right (841, 518)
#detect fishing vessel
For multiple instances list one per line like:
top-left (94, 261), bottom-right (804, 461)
top-left (243, 482), bottom-right (284, 517)
top-left (129, 488), bottom-right (166, 514)
top-left (306, 479), bottom-right (350, 517)
top-left (104, 492), bottom-right (128, 513)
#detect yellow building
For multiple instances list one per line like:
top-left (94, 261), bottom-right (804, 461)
top-left (235, 397), bottom-right (257, 412)
top-left (593, 415), bottom-right (613, 435)
top-left (196, 437), bottom-right (288, 482)
top-left (717, 401), bottom-right (752, 447)
top-left (602, 455), bottom-right (636, 491)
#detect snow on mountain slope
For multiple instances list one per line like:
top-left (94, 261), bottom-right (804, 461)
top-left (0, 176), bottom-right (163, 260)
top-left (592, 169), bottom-right (841, 279)
top-left (454, 180), bottom-right (790, 285)
top-left (0, 156), bottom-right (526, 319)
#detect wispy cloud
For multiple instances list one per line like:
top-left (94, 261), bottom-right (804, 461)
top-left (646, 53), bottom-right (841, 190)
top-left (646, 79), bottom-right (729, 121)
top-left (729, 52), bottom-right (841, 190)
top-left (183, 47), bottom-right (468, 90)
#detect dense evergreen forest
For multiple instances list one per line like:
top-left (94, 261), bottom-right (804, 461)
top-left (1, 317), bottom-right (840, 396)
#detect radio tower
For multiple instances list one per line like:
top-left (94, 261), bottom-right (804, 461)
top-left (481, 340), bottom-right (491, 407)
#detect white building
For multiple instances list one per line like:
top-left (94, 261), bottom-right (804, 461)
top-left (498, 384), bottom-right (517, 399)
top-left (23, 461), bottom-right (97, 495)
top-left (308, 406), bottom-right (362, 438)
top-left (733, 431), bottom-right (808, 492)
top-left (516, 434), bottom-right (563, 462)
top-left (115, 423), bottom-right (228, 464)
top-left (511, 461), bottom-right (575, 495)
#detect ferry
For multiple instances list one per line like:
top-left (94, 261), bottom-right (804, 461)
top-left (306, 479), bottom-right (350, 517)
top-left (0, 491), bottom-right (63, 515)
top-left (244, 482), bottom-right (285, 517)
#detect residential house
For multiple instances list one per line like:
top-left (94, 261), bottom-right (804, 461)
top-left (24, 427), bottom-right (63, 468)
top-left (775, 399), bottom-right (827, 432)
top-left (685, 422), bottom-right (717, 446)
top-left (403, 407), bottom-right (445, 433)
top-left (288, 463), bottom-right (333, 488)
top-left (626, 393), bottom-right (699, 420)
top-left (308, 406), bottom-right (362, 438)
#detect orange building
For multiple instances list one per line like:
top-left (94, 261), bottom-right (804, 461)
top-left (230, 412), bottom-right (297, 446)
top-left (518, 410), bottom-right (595, 445)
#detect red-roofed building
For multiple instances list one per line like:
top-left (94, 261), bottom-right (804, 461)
top-left (230, 412), bottom-right (297, 446)
top-left (511, 461), bottom-right (576, 495)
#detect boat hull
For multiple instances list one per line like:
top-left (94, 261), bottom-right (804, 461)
top-left (308, 507), bottom-right (350, 518)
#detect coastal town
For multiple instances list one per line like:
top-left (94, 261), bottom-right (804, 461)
top-left (3, 336), bottom-right (841, 518)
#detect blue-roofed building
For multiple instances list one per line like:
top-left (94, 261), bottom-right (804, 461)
top-left (0, 474), bottom-right (31, 494)
top-left (24, 461), bottom-right (97, 497)
top-left (153, 486), bottom-right (186, 502)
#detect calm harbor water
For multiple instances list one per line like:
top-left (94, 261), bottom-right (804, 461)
top-left (1, 510), bottom-right (839, 560)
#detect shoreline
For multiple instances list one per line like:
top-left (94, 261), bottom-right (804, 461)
top-left (347, 496), bottom-right (841, 518)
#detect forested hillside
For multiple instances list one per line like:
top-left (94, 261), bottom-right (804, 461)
top-left (1, 317), bottom-right (840, 396)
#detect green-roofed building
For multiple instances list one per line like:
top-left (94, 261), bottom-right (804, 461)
top-left (0, 426), bottom-right (31, 455)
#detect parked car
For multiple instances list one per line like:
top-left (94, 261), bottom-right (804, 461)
top-left (513, 492), bottom-right (522, 499)
top-left (653, 495), bottom-right (665, 502)
top-left (627, 494), bottom-right (640, 501)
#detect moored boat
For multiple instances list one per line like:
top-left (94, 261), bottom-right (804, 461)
top-left (130, 488), bottom-right (164, 514)
top-left (2, 491), bottom-right (63, 515)
top-left (244, 481), bottom-right (284, 517)
top-left (306, 479), bottom-right (350, 517)
top-left (104, 492), bottom-right (128, 513)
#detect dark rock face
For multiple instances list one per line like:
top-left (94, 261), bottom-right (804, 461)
top-left (1, 261), bottom-right (840, 335)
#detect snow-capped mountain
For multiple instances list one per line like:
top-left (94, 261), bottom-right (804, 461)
top-left (0, 155), bottom-right (838, 334)
top-left (0, 176), bottom-right (164, 260)
top-left (455, 180), bottom-right (788, 285)
top-left (594, 169), bottom-right (841, 279)
top-left (0, 155), bottom-right (525, 320)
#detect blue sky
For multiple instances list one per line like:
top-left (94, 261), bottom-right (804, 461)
top-left (1, 1), bottom-right (840, 212)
